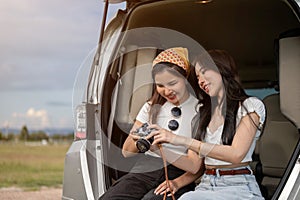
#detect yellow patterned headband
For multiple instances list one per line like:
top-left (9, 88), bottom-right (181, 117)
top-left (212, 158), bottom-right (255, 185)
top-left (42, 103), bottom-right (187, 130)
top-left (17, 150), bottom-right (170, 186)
top-left (152, 47), bottom-right (190, 74)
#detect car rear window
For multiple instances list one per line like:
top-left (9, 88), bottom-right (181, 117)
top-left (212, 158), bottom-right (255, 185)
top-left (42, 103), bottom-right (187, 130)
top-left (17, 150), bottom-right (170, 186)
top-left (246, 88), bottom-right (279, 100)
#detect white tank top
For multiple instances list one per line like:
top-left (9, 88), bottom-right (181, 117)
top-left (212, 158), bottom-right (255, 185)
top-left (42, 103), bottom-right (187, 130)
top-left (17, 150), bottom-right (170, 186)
top-left (204, 97), bottom-right (266, 165)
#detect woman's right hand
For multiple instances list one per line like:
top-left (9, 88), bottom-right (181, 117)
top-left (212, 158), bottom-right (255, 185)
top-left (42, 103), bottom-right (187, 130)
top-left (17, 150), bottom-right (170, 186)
top-left (122, 121), bottom-right (144, 157)
top-left (129, 130), bottom-right (141, 141)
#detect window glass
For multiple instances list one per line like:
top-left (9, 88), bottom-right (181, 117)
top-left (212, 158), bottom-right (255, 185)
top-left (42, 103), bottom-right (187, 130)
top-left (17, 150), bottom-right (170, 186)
top-left (246, 88), bottom-right (279, 100)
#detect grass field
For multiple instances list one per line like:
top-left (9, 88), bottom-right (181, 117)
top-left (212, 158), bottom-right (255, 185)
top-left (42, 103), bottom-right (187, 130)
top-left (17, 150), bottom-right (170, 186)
top-left (0, 142), bottom-right (70, 190)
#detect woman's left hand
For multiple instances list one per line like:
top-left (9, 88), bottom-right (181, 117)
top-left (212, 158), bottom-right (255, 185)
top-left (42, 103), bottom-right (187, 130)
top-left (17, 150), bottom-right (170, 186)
top-left (154, 180), bottom-right (178, 196)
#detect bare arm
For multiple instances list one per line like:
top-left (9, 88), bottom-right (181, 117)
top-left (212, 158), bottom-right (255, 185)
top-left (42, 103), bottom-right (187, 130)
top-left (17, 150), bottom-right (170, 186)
top-left (152, 112), bottom-right (260, 164)
top-left (158, 148), bottom-right (202, 174)
top-left (203, 112), bottom-right (260, 163)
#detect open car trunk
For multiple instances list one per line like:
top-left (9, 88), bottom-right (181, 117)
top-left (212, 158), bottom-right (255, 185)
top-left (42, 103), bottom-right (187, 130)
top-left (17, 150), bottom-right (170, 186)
top-left (62, 1), bottom-right (300, 200)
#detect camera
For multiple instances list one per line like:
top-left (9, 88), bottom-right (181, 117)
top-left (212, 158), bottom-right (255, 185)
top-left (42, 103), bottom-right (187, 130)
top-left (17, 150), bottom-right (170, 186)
top-left (133, 123), bottom-right (155, 153)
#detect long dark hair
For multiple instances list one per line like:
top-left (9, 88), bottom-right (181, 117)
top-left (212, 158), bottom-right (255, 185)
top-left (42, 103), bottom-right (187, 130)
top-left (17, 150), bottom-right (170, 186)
top-left (148, 62), bottom-right (198, 124)
top-left (193, 50), bottom-right (248, 145)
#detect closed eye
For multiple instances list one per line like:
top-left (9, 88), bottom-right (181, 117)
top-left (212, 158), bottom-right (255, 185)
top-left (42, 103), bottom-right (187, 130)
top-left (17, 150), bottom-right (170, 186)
top-left (156, 84), bottom-right (164, 88)
top-left (168, 81), bottom-right (177, 86)
top-left (200, 68), bottom-right (207, 74)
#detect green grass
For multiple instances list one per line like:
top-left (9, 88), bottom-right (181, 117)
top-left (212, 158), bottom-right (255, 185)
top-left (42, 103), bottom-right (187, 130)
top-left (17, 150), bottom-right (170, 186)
top-left (0, 142), bottom-right (70, 190)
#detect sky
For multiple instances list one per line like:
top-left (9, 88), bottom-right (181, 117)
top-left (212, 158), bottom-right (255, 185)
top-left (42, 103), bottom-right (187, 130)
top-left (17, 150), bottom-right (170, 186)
top-left (0, 0), bottom-right (126, 131)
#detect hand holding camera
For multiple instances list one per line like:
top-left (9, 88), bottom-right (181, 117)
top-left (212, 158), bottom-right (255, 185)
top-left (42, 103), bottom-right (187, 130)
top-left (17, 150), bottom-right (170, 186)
top-left (132, 123), bottom-right (156, 153)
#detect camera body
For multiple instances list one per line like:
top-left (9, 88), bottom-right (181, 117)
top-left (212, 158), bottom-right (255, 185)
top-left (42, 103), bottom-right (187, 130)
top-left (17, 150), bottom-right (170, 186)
top-left (134, 123), bottom-right (155, 153)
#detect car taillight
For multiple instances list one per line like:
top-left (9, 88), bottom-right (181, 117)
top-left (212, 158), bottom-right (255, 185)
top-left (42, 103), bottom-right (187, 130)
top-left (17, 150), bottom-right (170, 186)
top-left (75, 104), bottom-right (87, 140)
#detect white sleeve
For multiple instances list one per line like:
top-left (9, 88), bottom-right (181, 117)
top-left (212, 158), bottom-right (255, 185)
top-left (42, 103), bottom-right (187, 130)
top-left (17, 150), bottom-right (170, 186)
top-left (135, 102), bottom-right (151, 123)
top-left (241, 97), bottom-right (266, 126)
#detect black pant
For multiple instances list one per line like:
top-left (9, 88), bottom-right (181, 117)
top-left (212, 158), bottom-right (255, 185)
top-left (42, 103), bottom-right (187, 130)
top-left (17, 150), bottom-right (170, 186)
top-left (99, 155), bottom-right (195, 200)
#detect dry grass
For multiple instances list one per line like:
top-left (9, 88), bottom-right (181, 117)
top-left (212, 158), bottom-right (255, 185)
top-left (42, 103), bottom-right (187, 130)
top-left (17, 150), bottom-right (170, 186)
top-left (0, 142), bottom-right (70, 190)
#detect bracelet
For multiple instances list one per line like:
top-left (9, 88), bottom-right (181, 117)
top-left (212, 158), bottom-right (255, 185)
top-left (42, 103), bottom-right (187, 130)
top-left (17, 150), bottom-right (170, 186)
top-left (199, 143), bottom-right (215, 158)
top-left (198, 141), bottom-right (205, 158)
top-left (197, 141), bottom-right (202, 158)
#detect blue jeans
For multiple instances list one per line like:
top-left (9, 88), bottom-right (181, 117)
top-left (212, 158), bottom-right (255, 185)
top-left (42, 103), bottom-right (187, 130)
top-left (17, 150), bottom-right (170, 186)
top-left (179, 166), bottom-right (264, 200)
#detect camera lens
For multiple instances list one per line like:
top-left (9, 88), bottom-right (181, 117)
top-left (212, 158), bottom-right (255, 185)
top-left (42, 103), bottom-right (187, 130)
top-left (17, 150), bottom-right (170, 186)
top-left (136, 138), bottom-right (151, 153)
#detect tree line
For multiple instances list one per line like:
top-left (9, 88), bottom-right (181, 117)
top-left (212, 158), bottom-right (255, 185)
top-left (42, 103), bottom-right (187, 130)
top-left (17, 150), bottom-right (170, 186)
top-left (0, 125), bottom-right (73, 142)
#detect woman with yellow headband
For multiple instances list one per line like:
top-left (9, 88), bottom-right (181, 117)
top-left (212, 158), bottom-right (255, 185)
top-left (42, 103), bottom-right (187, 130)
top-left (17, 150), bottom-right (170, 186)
top-left (99, 47), bottom-right (201, 200)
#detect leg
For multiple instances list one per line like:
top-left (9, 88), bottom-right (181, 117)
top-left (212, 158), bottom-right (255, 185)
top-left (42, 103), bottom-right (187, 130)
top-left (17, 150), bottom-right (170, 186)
top-left (99, 171), bottom-right (163, 200)
top-left (142, 183), bottom-right (195, 200)
top-left (180, 174), bottom-right (265, 200)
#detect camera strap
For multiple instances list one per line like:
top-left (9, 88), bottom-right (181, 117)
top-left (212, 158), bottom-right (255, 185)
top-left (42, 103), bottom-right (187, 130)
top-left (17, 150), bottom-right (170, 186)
top-left (159, 144), bottom-right (176, 200)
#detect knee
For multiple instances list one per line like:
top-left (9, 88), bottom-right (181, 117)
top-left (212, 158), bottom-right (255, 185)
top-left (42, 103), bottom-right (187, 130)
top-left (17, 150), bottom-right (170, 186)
top-left (178, 191), bottom-right (194, 200)
top-left (98, 189), bottom-right (116, 200)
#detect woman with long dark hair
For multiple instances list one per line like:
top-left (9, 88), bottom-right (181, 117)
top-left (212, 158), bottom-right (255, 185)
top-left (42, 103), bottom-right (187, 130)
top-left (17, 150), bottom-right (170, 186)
top-left (151, 50), bottom-right (265, 199)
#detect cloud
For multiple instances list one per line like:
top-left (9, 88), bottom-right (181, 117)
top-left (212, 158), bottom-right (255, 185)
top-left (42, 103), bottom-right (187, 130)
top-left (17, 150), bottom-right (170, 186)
top-left (46, 101), bottom-right (71, 107)
top-left (10, 108), bottom-right (50, 130)
top-left (0, 0), bottom-right (125, 130)
top-left (0, 0), bottom-right (125, 91)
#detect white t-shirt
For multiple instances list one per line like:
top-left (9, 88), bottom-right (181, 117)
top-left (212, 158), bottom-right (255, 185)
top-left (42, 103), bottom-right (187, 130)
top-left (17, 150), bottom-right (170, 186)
top-left (204, 97), bottom-right (266, 165)
top-left (136, 94), bottom-right (198, 157)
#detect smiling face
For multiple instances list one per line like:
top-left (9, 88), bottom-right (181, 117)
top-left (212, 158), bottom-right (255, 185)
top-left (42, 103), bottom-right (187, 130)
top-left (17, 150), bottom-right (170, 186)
top-left (154, 69), bottom-right (189, 106)
top-left (195, 63), bottom-right (224, 98)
